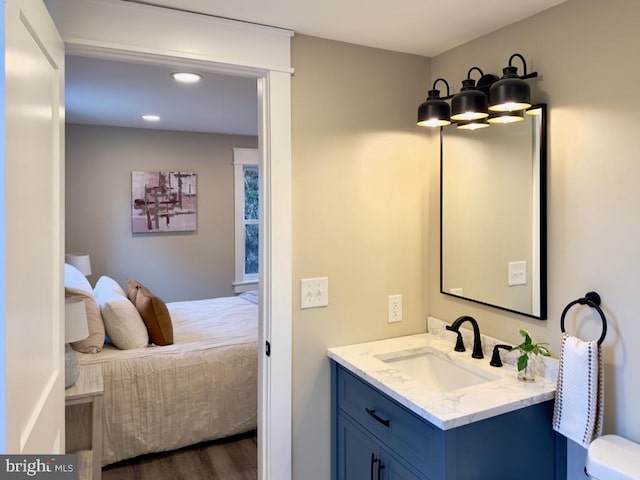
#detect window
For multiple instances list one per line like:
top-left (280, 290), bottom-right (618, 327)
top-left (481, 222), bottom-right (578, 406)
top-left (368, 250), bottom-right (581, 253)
top-left (233, 148), bottom-right (259, 292)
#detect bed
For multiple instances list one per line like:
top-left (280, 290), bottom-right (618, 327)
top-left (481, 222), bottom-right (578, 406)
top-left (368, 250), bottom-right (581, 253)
top-left (64, 267), bottom-right (259, 466)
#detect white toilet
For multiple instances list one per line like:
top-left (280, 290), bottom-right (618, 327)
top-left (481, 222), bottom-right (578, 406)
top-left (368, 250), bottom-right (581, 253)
top-left (586, 435), bottom-right (640, 479)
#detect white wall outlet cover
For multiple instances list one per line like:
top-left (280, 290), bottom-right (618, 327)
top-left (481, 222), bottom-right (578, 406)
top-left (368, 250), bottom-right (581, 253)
top-left (388, 294), bottom-right (402, 323)
top-left (300, 277), bottom-right (329, 309)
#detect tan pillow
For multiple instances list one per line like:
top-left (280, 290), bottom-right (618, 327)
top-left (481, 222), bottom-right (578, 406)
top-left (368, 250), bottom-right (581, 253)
top-left (127, 279), bottom-right (142, 304)
top-left (128, 280), bottom-right (173, 346)
top-left (65, 287), bottom-right (105, 353)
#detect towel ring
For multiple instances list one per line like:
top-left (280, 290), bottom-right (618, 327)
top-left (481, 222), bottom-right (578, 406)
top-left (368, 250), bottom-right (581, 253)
top-left (560, 291), bottom-right (607, 345)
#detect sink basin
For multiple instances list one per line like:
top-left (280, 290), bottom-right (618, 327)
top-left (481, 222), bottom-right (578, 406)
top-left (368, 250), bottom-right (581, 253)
top-left (377, 348), bottom-right (500, 393)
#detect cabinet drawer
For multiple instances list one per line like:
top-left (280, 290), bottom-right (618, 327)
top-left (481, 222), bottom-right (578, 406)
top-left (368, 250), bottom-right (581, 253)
top-left (336, 366), bottom-right (445, 478)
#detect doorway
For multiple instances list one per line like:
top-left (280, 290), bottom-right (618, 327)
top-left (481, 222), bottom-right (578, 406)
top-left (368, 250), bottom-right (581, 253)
top-left (45, 0), bottom-right (293, 478)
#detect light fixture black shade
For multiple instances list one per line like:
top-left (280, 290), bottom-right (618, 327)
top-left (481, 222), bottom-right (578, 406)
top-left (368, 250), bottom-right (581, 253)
top-left (489, 52), bottom-right (536, 113)
top-left (451, 78), bottom-right (489, 121)
top-left (489, 66), bottom-right (531, 112)
top-left (417, 83), bottom-right (451, 127)
top-left (476, 73), bottom-right (500, 95)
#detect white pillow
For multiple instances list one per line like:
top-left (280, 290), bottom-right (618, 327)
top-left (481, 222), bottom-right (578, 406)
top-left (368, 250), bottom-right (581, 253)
top-left (94, 275), bottom-right (126, 297)
top-left (64, 263), bottom-right (92, 293)
top-left (94, 289), bottom-right (148, 350)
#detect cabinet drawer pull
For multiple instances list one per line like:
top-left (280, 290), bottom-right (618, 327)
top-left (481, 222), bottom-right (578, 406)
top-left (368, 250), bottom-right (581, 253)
top-left (370, 453), bottom-right (377, 480)
top-left (365, 407), bottom-right (390, 428)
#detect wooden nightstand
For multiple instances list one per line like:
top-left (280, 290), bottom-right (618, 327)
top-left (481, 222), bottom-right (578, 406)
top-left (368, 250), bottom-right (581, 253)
top-left (65, 364), bottom-right (104, 480)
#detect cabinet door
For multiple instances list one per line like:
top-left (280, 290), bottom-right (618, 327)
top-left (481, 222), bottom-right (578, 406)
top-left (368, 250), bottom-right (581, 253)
top-left (383, 453), bottom-right (428, 480)
top-left (337, 414), bottom-right (381, 480)
top-left (337, 414), bottom-right (428, 480)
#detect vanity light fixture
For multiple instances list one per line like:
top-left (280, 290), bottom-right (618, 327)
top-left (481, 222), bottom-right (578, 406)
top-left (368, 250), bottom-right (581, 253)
top-left (141, 114), bottom-right (160, 122)
top-left (417, 53), bottom-right (540, 130)
top-left (417, 78), bottom-right (452, 128)
top-left (489, 53), bottom-right (538, 112)
top-left (451, 67), bottom-right (494, 122)
top-left (171, 72), bottom-right (202, 83)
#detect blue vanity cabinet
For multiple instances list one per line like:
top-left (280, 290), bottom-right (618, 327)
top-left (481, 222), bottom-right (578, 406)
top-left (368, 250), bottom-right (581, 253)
top-left (331, 361), bottom-right (565, 480)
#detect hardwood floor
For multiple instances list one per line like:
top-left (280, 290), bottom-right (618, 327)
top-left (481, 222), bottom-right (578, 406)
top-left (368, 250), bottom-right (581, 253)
top-left (102, 430), bottom-right (257, 480)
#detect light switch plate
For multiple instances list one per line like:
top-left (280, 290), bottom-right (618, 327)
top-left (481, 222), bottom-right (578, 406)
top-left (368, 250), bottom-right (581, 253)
top-left (508, 261), bottom-right (527, 286)
top-left (300, 277), bottom-right (329, 309)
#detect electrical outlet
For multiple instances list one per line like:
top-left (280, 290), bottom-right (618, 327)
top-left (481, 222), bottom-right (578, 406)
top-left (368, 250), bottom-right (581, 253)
top-left (300, 277), bottom-right (329, 309)
top-left (388, 294), bottom-right (402, 323)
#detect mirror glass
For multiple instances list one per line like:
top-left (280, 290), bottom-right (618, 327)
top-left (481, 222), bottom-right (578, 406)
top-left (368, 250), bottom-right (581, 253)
top-left (440, 104), bottom-right (547, 319)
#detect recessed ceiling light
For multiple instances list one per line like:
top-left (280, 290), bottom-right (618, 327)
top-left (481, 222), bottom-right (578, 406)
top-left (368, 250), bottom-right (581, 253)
top-left (141, 114), bottom-right (160, 122)
top-left (171, 72), bottom-right (202, 83)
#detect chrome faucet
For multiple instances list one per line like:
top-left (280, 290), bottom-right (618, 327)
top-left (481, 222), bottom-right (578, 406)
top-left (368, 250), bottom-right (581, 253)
top-left (445, 315), bottom-right (484, 359)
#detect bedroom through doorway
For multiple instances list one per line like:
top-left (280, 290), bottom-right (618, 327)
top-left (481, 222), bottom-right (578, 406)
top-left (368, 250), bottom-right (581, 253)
top-left (64, 54), bottom-right (263, 472)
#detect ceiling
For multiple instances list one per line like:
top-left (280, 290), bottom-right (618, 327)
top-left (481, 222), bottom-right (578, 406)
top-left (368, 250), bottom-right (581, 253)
top-left (131, 0), bottom-right (566, 58)
top-left (66, 55), bottom-right (259, 135)
top-left (65, 0), bottom-right (567, 135)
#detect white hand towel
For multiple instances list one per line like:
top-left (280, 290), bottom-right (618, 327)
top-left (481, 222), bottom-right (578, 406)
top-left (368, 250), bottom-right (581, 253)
top-left (552, 333), bottom-right (604, 448)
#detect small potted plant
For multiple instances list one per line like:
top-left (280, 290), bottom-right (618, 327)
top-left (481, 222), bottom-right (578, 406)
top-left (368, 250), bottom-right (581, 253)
top-left (511, 329), bottom-right (551, 382)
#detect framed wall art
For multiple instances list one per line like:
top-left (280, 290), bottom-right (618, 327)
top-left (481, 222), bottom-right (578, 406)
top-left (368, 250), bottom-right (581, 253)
top-left (131, 171), bottom-right (197, 233)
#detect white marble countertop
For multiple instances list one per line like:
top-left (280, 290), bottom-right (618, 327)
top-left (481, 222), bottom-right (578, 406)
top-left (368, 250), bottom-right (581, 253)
top-left (327, 317), bottom-right (558, 430)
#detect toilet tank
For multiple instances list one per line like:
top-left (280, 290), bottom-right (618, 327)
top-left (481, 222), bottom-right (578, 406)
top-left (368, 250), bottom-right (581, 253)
top-left (586, 435), bottom-right (640, 480)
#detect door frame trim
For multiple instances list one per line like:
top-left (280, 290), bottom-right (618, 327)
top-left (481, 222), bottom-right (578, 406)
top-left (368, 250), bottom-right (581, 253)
top-left (45, 1), bottom-right (293, 477)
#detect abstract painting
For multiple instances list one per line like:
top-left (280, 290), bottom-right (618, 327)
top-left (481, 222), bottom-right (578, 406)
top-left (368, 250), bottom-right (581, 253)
top-left (131, 171), bottom-right (197, 233)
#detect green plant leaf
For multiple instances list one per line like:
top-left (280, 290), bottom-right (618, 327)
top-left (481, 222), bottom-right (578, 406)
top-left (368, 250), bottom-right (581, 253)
top-left (513, 329), bottom-right (551, 358)
top-left (517, 353), bottom-right (528, 371)
top-left (519, 329), bottom-right (532, 345)
top-left (537, 345), bottom-right (551, 357)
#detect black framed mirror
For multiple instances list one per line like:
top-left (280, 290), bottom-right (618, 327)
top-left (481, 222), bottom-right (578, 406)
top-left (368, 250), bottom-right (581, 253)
top-left (440, 104), bottom-right (547, 319)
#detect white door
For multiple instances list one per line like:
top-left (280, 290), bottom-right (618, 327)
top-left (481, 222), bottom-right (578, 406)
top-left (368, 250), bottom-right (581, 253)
top-left (3, 0), bottom-right (65, 453)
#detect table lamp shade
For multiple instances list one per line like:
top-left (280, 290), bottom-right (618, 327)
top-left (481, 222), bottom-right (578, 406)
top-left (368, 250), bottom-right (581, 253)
top-left (65, 297), bottom-right (89, 343)
top-left (65, 253), bottom-right (92, 276)
top-left (65, 297), bottom-right (89, 388)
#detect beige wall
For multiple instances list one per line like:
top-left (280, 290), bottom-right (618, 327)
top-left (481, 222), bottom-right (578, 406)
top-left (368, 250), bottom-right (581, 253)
top-left (65, 124), bottom-right (257, 302)
top-left (291, 35), bottom-right (431, 479)
top-left (429, 0), bottom-right (640, 476)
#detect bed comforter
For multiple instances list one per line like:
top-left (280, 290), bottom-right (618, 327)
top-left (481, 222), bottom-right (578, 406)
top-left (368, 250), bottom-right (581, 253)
top-left (67, 295), bottom-right (258, 466)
